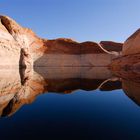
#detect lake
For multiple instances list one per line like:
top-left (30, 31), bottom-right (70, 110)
top-left (0, 67), bottom-right (140, 140)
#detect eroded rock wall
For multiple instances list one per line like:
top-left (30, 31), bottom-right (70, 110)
top-left (0, 15), bottom-right (122, 67)
top-left (0, 18), bottom-right (20, 67)
top-left (110, 29), bottom-right (140, 70)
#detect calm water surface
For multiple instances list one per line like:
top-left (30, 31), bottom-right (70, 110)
top-left (0, 67), bottom-right (140, 140)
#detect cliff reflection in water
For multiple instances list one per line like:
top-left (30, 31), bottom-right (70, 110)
top-left (0, 66), bottom-right (140, 117)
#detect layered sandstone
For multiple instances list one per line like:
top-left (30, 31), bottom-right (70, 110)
top-left (110, 29), bottom-right (140, 70)
top-left (0, 15), bottom-right (46, 68)
top-left (0, 17), bottom-right (20, 67)
top-left (35, 39), bottom-right (120, 66)
top-left (0, 15), bottom-right (122, 67)
top-left (122, 29), bottom-right (140, 56)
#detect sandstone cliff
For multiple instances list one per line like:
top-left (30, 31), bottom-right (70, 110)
top-left (0, 15), bottom-right (46, 68)
top-left (36, 39), bottom-right (119, 67)
top-left (110, 29), bottom-right (140, 71)
top-left (0, 15), bottom-right (122, 67)
top-left (122, 29), bottom-right (140, 56)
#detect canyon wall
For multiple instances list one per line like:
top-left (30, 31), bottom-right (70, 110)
top-left (111, 29), bottom-right (140, 71)
top-left (0, 15), bottom-right (122, 67)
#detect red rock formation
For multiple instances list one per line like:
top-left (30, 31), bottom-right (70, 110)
top-left (0, 15), bottom-right (46, 68)
top-left (36, 39), bottom-right (119, 67)
top-left (45, 39), bottom-right (107, 54)
top-left (110, 54), bottom-right (140, 72)
top-left (122, 29), bottom-right (140, 56)
top-left (45, 39), bottom-right (122, 54)
top-left (100, 41), bottom-right (123, 52)
top-left (110, 29), bottom-right (140, 71)
top-left (0, 15), bottom-right (122, 67)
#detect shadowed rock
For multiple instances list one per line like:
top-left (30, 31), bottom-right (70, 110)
top-left (100, 41), bottom-right (122, 52)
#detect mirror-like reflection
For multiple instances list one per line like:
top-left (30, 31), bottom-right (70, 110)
top-left (0, 66), bottom-right (140, 117)
top-left (111, 68), bottom-right (140, 106)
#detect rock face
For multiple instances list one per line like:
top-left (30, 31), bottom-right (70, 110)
top-left (0, 15), bottom-right (46, 68)
top-left (45, 39), bottom-right (109, 54)
top-left (122, 29), bottom-right (140, 56)
top-left (100, 41), bottom-right (123, 52)
top-left (110, 53), bottom-right (140, 73)
top-left (35, 39), bottom-right (119, 66)
top-left (110, 29), bottom-right (140, 70)
top-left (0, 17), bottom-right (20, 67)
top-left (0, 15), bottom-right (122, 67)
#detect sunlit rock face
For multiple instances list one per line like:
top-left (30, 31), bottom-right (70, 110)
top-left (0, 15), bottom-right (46, 68)
top-left (0, 15), bottom-right (123, 67)
top-left (0, 17), bottom-right (20, 67)
top-left (110, 54), bottom-right (140, 72)
top-left (122, 29), bottom-right (140, 56)
top-left (35, 39), bottom-right (119, 67)
top-left (110, 29), bottom-right (140, 70)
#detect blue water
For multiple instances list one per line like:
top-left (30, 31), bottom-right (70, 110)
top-left (0, 89), bottom-right (140, 140)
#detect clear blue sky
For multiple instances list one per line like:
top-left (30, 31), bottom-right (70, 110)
top-left (0, 0), bottom-right (140, 42)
